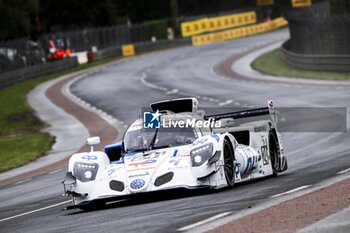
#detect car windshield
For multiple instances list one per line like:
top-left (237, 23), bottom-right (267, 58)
top-left (124, 126), bottom-right (198, 152)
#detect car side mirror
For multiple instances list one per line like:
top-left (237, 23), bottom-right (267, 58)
top-left (87, 137), bottom-right (100, 152)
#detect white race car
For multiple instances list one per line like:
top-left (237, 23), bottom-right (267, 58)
top-left (62, 98), bottom-right (288, 209)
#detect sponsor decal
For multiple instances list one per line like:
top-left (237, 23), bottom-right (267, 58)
top-left (168, 158), bottom-right (189, 170)
top-left (192, 138), bottom-right (208, 146)
top-left (107, 167), bottom-right (121, 176)
top-left (126, 153), bottom-right (161, 162)
top-left (127, 167), bottom-right (155, 172)
top-left (254, 125), bottom-right (267, 132)
top-left (169, 158), bottom-right (182, 166)
top-left (260, 135), bottom-right (269, 165)
top-left (292, 0), bottom-right (311, 8)
top-left (128, 159), bottom-right (157, 168)
top-left (122, 44), bottom-right (135, 56)
top-left (235, 162), bottom-right (240, 179)
top-left (172, 150), bottom-right (178, 157)
top-left (211, 134), bottom-right (220, 142)
top-left (82, 155), bottom-right (97, 161)
top-left (130, 179), bottom-right (145, 189)
top-left (167, 165), bottom-right (189, 171)
top-left (128, 171), bottom-right (150, 178)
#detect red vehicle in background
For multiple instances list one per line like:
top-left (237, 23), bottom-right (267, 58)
top-left (47, 36), bottom-right (71, 60)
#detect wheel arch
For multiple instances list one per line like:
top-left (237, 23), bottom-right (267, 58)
top-left (223, 135), bottom-right (235, 159)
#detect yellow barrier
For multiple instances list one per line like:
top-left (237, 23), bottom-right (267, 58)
top-left (181, 11), bottom-right (256, 37)
top-left (192, 17), bottom-right (288, 46)
top-left (122, 44), bottom-right (135, 56)
top-left (292, 0), bottom-right (312, 8)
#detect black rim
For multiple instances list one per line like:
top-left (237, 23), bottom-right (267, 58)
top-left (224, 144), bottom-right (234, 185)
top-left (270, 136), bottom-right (279, 172)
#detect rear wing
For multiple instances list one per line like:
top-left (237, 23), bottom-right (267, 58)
top-left (150, 97), bottom-right (198, 113)
top-left (204, 100), bottom-right (277, 125)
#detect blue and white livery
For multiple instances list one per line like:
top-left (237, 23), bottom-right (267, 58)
top-left (62, 98), bottom-right (288, 209)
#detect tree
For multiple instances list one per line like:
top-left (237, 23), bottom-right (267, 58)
top-left (39, 0), bottom-right (119, 32)
top-left (0, 0), bottom-right (39, 40)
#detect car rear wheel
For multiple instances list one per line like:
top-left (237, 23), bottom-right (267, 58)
top-left (269, 131), bottom-right (279, 176)
top-left (223, 139), bottom-right (235, 187)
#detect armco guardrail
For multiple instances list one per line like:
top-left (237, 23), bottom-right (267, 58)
top-left (134, 38), bottom-right (191, 53)
top-left (92, 38), bottom-right (191, 61)
top-left (281, 41), bottom-right (350, 72)
top-left (0, 38), bottom-right (192, 89)
top-left (0, 57), bottom-right (79, 89)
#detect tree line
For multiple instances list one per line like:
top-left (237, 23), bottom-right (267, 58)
top-left (0, 0), bottom-right (348, 41)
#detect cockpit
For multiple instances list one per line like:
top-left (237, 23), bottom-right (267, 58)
top-left (123, 122), bottom-right (198, 152)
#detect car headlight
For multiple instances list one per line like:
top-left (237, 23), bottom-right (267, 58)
top-left (190, 143), bottom-right (213, 167)
top-left (73, 162), bottom-right (99, 182)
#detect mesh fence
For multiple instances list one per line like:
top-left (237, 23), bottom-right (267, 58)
top-left (284, 2), bottom-right (350, 55)
top-left (0, 20), bottom-right (170, 74)
top-left (40, 20), bottom-right (170, 53)
top-left (0, 39), bottom-right (45, 74)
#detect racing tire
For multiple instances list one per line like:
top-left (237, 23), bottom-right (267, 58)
top-left (223, 139), bottom-right (235, 187)
top-left (269, 131), bottom-right (280, 176)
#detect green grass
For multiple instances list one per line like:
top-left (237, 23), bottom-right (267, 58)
top-left (251, 49), bottom-right (350, 81)
top-left (0, 55), bottom-right (123, 173)
top-left (0, 134), bottom-right (54, 172)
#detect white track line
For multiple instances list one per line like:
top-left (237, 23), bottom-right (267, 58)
top-left (14, 178), bottom-right (32, 185)
top-left (218, 99), bottom-right (233, 106)
top-left (337, 168), bottom-right (350, 174)
top-left (166, 89), bottom-right (178, 95)
top-left (48, 168), bottom-right (63, 175)
top-left (0, 200), bottom-right (71, 223)
top-left (177, 212), bottom-right (232, 231)
top-left (270, 185), bottom-right (312, 198)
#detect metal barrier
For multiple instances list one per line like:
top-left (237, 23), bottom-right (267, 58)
top-left (0, 57), bottom-right (79, 89)
top-left (0, 20), bottom-right (171, 74)
top-left (282, 2), bottom-right (350, 71)
top-left (281, 41), bottom-right (350, 71)
top-left (92, 38), bottom-right (191, 62)
top-left (134, 38), bottom-right (191, 53)
top-left (0, 38), bottom-right (192, 89)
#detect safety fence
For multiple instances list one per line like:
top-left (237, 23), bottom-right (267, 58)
top-left (0, 39), bottom-right (46, 74)
top-left (0, 19), bottom-right (171, 75)
top-left (40, 20), bottom-right (170, 53)
top-left (281, 41), bottom-right (350, 71)
top-left (191, 17), bottom-right (287, 46)
top-left (282, 2), bottom-right (350, 71)
top-left (0, 15), bottom-right (288, 88)
top-left (0, 57), bottom-right (79, 89)
top-left (91, 38), bottom-right (191, 62)
top-left (0, 38), bottom-right (192, 89)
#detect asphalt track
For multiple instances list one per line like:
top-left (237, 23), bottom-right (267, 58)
top-left (1, 29), bottom-right (350, 233)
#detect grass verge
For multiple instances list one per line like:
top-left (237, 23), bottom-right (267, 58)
top-left (0, 55), bottom-right (122, 173)
top-left (251, 49), bottom-right (350, 81)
